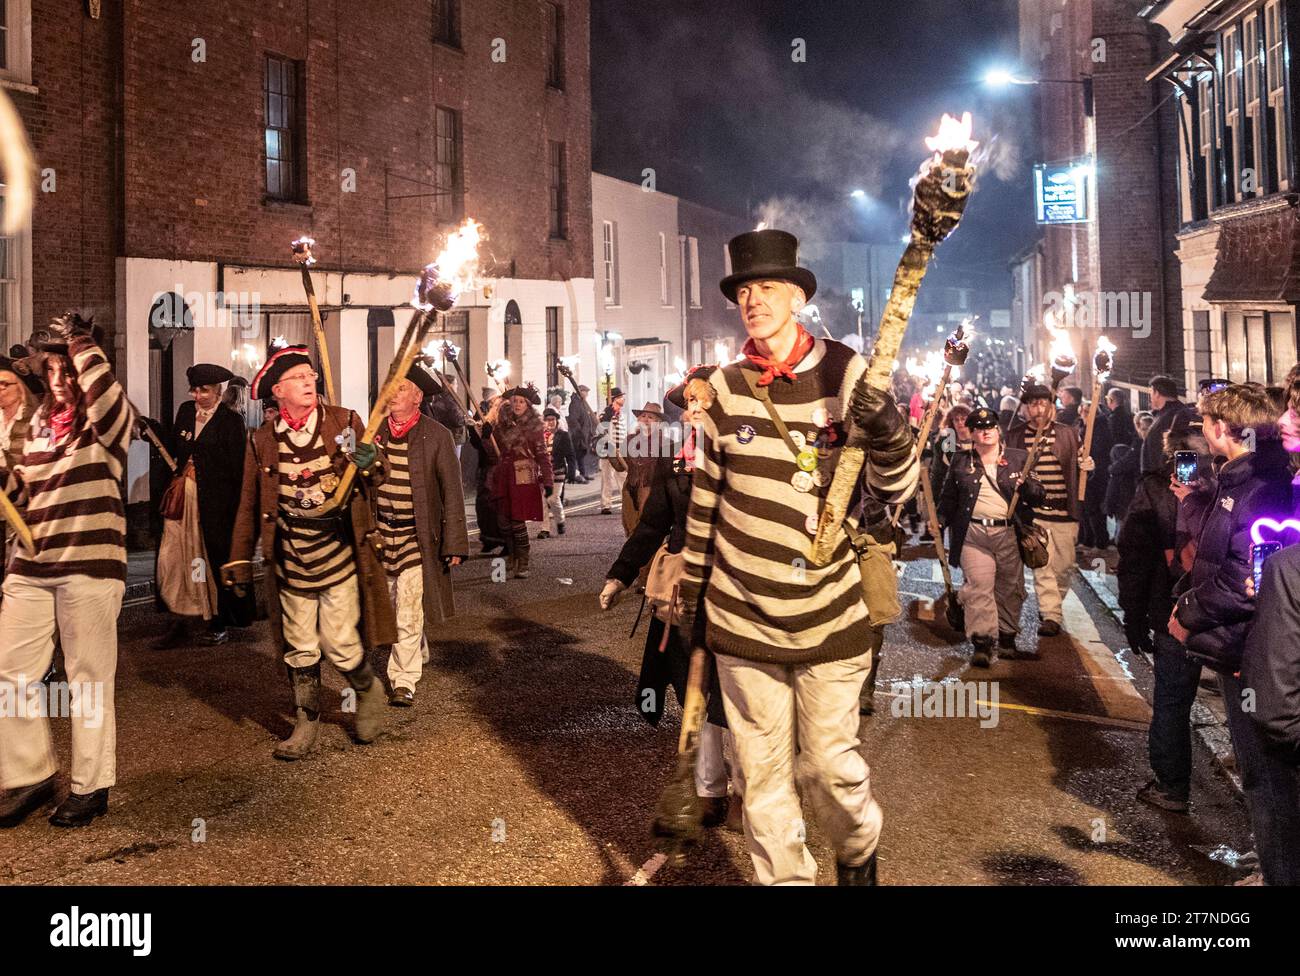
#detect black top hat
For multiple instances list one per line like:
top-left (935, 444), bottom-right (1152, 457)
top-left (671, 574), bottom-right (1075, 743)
top-left (502, 384), bottom-right (541, 405)
top-left (608, 387), bottom-right (625, 400)
top-left (966, 406), bottom-right (999, 430)
top-left (405, 362), bottom-right (442, 398)
top-left (0, 356), bottom-right (45, 397)
top-left (252, 344), bottom-right (313, 401)
top-left (186, 363), bottom-right (236, 388)
top-left (719, 229), bottom-right (817, 303)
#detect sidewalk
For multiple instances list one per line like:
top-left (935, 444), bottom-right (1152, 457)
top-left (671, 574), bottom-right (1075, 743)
top-left (1075, 548), bottom-right (1239, 790)
top-left (124, 476), bottom-right (609, 604)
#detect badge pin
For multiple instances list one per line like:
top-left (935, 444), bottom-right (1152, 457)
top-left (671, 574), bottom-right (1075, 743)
top-left (789, 430), bottom-right (807, 451)
top-left (812, 469), bottom-right (831, 487)
top-left (805, 514), bottom-right (820, 534)
top-left (796, 449), bottom-right (819, 472)
top-left (737, 424), bottom-right (756, 445)
top-left (288, 471), bottom-right (298, 482)
top-left (791, 470), bottom-right (814, 493)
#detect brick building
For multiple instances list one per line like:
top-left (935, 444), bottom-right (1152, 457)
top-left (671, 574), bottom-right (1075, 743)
top-left (1013, 0), bottom-right (1184, 397)
top-left (1, 0), bottom-right (594, 531)
top-left (1144, 0), bottom-right (1300, 391)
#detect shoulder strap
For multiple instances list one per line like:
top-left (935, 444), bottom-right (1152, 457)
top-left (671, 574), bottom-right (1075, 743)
top-left (740, 367), bottom-right (802, 460)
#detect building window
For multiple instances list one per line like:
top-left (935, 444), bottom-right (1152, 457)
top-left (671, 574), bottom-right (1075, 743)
top-left (545, 307), bottom-right (561, 388)
top-left (544, 2), bottom-right (565, 90)
top-left (1265, 0), bottom-right (1290, 191)
top-left (264, 55), bottom-right (306, 202)
top-left (1223, 26), bottom-right (1244, 201)
top-left (1191, 310), bottom-right (1212, 379)
top-left (433, 0), bottom-right (460, 48)
top-left (687, 237), bottom-right (701, 308)
top-left (548, 141), bottom-right (567, 239)
top-left (1244, 13), bottom-right (1265, 194)
top-left (1225, 311), bottom-right (1247, 381)
top-left (0, 0), bottom-right (8, 72)
top-left (601, 221), bottom-right (618, 304)
top-left (1247, 312), bottom-right (1268, 379)
top-left (1269, 310), bottom-right (1296, 382)
top-left (0, 0), bottom-right (32, 84)
top-left (0, 176), bottom-right (30, 350)
top-left (1198, 75), bottom-right (1219, 214)
top-left (659, 232), bottom-right (669, 305)
top-left (434, 106), bottom-right (463, 223)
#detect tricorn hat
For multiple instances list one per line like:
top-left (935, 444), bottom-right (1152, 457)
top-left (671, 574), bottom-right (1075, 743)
top-left (0, 356), bottom-right (45, 397)
top-left (503, 383), bottom-right (541, 405)
top-left (32, 313), bottom-right (105, 355)
top-left (719, 229), bottom-right (817, 303)
top-left (252, 344), bottom-right (313, 401)
top-left (406, 362), bottom-right (442, 398)
top-left (186, 363), bottom-right (235, 388)
top-left (666, 364), bottom-right (718, 410)
top-left (966, 406), bottom-right (999, 430)
top-left (543, 407), bottom-right (561, 420)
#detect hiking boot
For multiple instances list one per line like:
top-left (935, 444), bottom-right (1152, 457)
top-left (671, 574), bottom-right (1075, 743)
top-left (343, 661), bottom-right (386, 744)
top-left (1137, 778), bottom-right (1189, 813)
top-left (836, 852), bottom-right (878, 886)
top-left (971, 635), bottom-right (994, 668)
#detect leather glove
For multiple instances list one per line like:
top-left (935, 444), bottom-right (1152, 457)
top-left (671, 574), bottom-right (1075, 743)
top-left (350, 441), bottom-right (378, 470)
top-left (849, 385), bottom-right (913, 471)
top-left (221, 560), bottom-right (253, 588)
top-left (599, 578), bottom-right (626, 610)
top-left (1078, 454), bottom-right (1096, 472)
top-left (1020, 475), bottom-right (1046, 507)
top-left (545, 486), bottom-right (554, 498)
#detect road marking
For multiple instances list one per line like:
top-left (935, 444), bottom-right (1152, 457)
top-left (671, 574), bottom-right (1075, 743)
top-left (625, 852), bottom-right (668, 886)
top-left (1061, 586), bottom-right (1151, 723)
top-left (874, 688), bottom-right (1148, 732)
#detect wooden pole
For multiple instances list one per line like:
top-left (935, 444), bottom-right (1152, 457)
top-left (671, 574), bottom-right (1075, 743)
top-left (292, 239), bottom-right (337, 405)
top-left (1078, 376), bottom-right (1102, 502)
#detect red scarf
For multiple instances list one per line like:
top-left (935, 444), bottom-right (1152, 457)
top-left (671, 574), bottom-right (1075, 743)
top-left (50, 405), bottom-right (75, 444)
top-left (280, 404), bottom-right (316, 432)
top-left (676, 426), bottom-right (697, 470)
top-left (743, 326), bottom-right (815, 386)
top-left (387, 411), bottom-right (420, 440)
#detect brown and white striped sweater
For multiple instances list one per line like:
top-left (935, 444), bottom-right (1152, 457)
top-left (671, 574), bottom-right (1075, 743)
top-left (680, 338), bottom-right (919, 665)
top-left (2, 336), bottom-right (135, 581)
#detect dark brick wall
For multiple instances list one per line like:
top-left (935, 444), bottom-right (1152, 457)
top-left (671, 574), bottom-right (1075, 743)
top-left (676, 197), bottom-right (749, 351)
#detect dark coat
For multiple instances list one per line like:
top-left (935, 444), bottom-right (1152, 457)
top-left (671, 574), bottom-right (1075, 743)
top-left (1174, 441), bottom-right (1294, 673)
top-left (937, 446), bottom-right (1042, 565)
top-left (1142, 400), bottom-right (1193, 474)
top-left (607, 456), bottom-right (726, 729)
top-left (1242, 543), bottom-right (1300, 764)
top-left (1116, 470), bottom-right (1178, 649)
top-left (1108, 403), bottom-right (1137, 449)
top-left (567, 395), bottom-right (595, 451)
top-left (1008, 417), bottom-right (1082, 520)
top-left (548, 427), bottom-right (576, 485)
top-left (376, 415), bottom-right (468, 626)
top-left (229, 405), bottom-right (398, 651)
top-left (1105, 443), bottom-right (1140, 519)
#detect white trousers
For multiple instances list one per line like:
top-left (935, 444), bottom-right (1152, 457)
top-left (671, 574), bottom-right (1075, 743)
top-left (715, 647), bottom-right (882, 886)
top-left (599, 460), bottom-right (626, 509)
top-left (279, 575), bottom-right (365, 672)
top-left (541, 487), bottom-right (565, 534)
top-left (1030, 520), bottom-right (1078, 625)
top-left (386, 566), bottom-right (427, 691)
top-left (0, 573), bottom-right (124, 793)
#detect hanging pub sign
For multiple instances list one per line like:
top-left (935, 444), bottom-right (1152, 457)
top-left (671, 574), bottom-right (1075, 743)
top-left (1034, 159), bottom-right (1093, 224)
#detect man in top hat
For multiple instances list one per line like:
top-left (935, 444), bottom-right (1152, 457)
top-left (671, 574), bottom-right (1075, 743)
top-left (622, 400), bottom-right (664, 537)
top-left (373, 363), bottom-right (468, 705)
top-left (0, 313), bottom-right (136, 828)
top-left (224, 345), bottom-right (397, 759)
top-left (598, 387), bottom-right (627, 514)
top-left (677, 229), bottom-right (918, 885)
top-left (153, 363), bottom-right (254, 648)
top-left (1008, 381), bottom-right (1091, 638)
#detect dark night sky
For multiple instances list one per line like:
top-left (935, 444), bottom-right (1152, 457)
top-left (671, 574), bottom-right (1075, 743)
top-left (591, 0), bottom-right (1041, 307)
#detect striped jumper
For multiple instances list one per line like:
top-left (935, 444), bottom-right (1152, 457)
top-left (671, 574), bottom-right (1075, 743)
top-left (273, 410), bottom-right (355, 593)
top-left (3, 336), bottom-right (135, 581)
top-left (376, 430), bottom-right (420, 574)
top-left (1027, 425), bottom-right (1071, 523)
top-left (680, 338), bottom-right (919, 665)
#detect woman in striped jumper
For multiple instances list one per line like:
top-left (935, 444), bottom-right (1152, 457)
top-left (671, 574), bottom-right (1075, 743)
top-left (0, 313), bottom-right (135, 829)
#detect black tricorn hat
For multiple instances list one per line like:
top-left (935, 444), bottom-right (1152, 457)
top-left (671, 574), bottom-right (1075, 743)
top-left (33, 313), bottom-right (105, 355)
top-left (966, 406), bottom-right (999, 430)
top-left (0, 356), bottom-right (45, 397)
top-left (503, 383), bottom-right (541, 405)
top-left (720, 229), bottom-right (817, 303)
top-left (406, 362), bottom-right (442, 398)
top-left (666, 364), bottom-right (718, 410)
top-left (252, 344), bottom-right (313, 401)
top-left (186, 363), bottom-right (235, 388)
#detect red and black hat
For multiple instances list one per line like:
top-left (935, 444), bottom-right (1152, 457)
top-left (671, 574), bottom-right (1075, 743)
top-left (406, 362), bottom-right (442, 398)
top-left (252, 344), bottom-right (313, 401)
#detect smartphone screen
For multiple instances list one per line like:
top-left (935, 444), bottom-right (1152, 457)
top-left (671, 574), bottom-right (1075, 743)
top-left (1253, 541), bottom-right (1282, 592)
top-left (1174, 451), bottom-right (1198, 485)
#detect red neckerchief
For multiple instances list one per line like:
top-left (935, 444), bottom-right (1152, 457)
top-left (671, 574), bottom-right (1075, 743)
top-left (676, 426), bottom-right (697, 471)
top-left (50, 405), bottom-right (75, 444)
top-left (280, 404), bottom-right (316, 432)
top-left (387, 411), bottom-right (420, 440)
top-left (743, 326), bottom-right (815, 387)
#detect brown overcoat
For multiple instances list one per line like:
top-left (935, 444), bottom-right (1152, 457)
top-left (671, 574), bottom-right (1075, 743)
top-left (375, 414), bottom-right (469, 626)
top-left (228, 404), bottom-right (398, 651)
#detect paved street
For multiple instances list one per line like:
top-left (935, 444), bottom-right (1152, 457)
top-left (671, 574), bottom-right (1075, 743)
top-left (0, 487), bottom-right (1254, 886)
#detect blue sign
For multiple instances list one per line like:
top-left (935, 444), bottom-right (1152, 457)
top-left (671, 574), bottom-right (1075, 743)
top-left (1034, 161), bottom-right (1093, 224)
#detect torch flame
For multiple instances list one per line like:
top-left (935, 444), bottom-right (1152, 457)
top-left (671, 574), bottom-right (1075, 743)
top-left (559, 354), bottom-right (580, 369)
top-left (488, 358), bottom-right (512, 384)
top-left (755, 221), bottom-right (768, 231)
top-left (291, 236), bottom-right (317, 265)
top-left (924, 112), bottom-right (979, 159)
top-left (413, 218), bottom-right (485, 310)
top-left (906, 350), bottom-right (950, 399)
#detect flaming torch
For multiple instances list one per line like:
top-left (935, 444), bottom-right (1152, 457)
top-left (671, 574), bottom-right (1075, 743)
top-left (812, 113), bottom-right (979, 565)
top-left (308, 218), bottom-right (484, 517)
top-left (485, 358), bottom-right (513, 395)
top-left (1078, 336), bottom-right (1116, 502)
top-left (291, 236), bottom-right (337, 405)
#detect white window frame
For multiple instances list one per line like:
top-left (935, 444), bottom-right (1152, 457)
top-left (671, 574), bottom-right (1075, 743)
top-left (602, 220), bottom-right (618, 305)
top-left (1244, 12), bottom-right (1263, 195)
top-left (0, 179), bottom-right (33, 351)
top-left (1198, 74), bottom-right (1216, 214)
top-left (1265, 0), bottom-right (1290, 191)
top-left (687, 237), bottom-right (701, 309)
top-left (658, 231), bottom-right (669, 306)
top-left (0, 0), bottom-right (33, 89)
top-left (1224, 25), bottom-right (1244, 200)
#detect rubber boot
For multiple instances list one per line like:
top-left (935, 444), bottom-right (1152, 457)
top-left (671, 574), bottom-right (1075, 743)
top-left (836, 851), bottom-right (878, 886)
top-left (971, 634), bottom-right (994, 668)
top-left (274, 663), bottom-right (321, 760)
top-left (343, 660), bottom-right (386, 744)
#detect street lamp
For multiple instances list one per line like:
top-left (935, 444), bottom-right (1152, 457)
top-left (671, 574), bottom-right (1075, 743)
top-left (984, 66), bottom-right (1094, 116)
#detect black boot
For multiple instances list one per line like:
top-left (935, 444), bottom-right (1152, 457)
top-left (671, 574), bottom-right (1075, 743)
top-left (342, 660), bottom-right (386, 744)
top-left (836, 851), bottom-right (878, 886)
top-left (971, 634), bottom-right (994, 668)
top-left (510, 523), bottom-right (532, 578)
top-left (151, 616), bottom-right (190, 650)
top-left (49, 788), bottom-right (109, 828)
top-left (273, 663), bottom-right (321, 760)
top-left (998, 631), bottom-right (1017, 655)
top-left (0, 774), bottom-right (58, 828)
